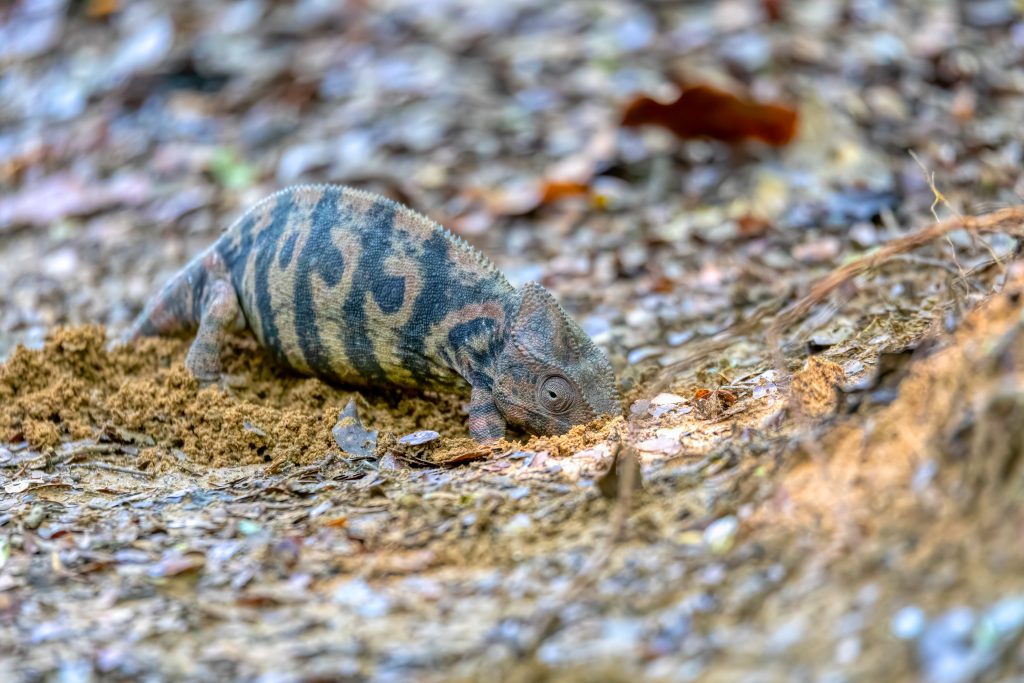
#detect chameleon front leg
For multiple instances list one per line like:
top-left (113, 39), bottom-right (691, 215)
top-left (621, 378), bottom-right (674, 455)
top-left (185, 279), bottom-right (244, 383)
top-left (467, 385), bottom-right (507, 443)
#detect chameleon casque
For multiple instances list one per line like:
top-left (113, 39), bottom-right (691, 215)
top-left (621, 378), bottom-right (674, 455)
top-left (127, 184), bottom-right (621, 442)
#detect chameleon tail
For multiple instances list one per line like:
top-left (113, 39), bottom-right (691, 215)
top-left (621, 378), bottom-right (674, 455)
top-left (125, 255), bottom-right (210, 341)
top-left (126, 248), bottom-right (245, 382)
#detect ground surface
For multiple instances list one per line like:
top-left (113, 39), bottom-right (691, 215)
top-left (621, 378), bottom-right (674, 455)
top-left (3, 1), bottom-right (1024, 681)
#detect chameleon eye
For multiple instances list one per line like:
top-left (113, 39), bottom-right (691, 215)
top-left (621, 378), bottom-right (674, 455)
top-left (537, 374), bottom-right (576, 415)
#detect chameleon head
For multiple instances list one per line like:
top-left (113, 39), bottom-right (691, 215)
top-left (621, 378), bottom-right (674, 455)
top-left (492, 282), bottom-right (621, 435)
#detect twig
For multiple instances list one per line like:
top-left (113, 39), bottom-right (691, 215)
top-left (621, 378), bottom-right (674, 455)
top-left (67, 462), bottom-right (152, 479)
top-left (50, 442), bottom-right (123, 467)
top-left (912, 150), bottom-right (1006, 277)
top-left (768, 207), bottom-right (1024, 341)
top-left (891, 253), bottom-right (964, 277)
top-left (910, 150), bottom-right (970, 282)
top-left (647, 206), bottom-right (1024, 399)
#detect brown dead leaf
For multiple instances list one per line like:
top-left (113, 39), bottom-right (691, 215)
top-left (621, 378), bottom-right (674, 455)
top-left (736, 214), bottom-right (773, 239)
top-left (694, 388), bottom-right (738, 420)
top-left (622, 85), bottom-right (798, 146)
top-left (86, 0), bottom-right (119, 18)
top-left (539, 180), bottom-right (590, 204)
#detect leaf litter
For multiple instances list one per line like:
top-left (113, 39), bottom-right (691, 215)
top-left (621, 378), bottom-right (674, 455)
top-left (4, 1), bottom-right (1024, 681)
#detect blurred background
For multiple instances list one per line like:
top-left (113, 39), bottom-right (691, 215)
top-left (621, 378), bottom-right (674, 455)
top-left (2, 0), bottom-right (1022, 371)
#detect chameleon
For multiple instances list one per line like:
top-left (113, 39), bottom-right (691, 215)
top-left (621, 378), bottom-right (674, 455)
top-left (126, 184), bottom-right (621, 443)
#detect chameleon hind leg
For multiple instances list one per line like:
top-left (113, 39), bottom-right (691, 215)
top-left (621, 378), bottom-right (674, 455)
top-left (127, 249), bottom-right (245, 382)
top-left (185, 278), bottom-right (245, 382)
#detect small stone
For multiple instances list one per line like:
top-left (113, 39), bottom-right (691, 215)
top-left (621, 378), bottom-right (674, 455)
top-left (836, 636), bottom-right (861, 665)
top-left (111, 14), bottom-right (175, 82)
top-left (399, 430), bottom-right (440, 446)
top-left (627, 347), bottom-right (662, 365)
top-left (378, 452), bottom-right (401, 471)
top-left (985, 596), bottom-right (1024, 635)
top-left (850, 222), bottom-right (879, 247)
top-left (242, 421), bottom-right (266, 438)
top-left (24, 504), bottom-right (46, 530)
top-left (891, 605), bottom-right (927, 639)
top-left (332, 400), bottom-right (378, 457)
top-left (629, 399), bottom-right (651, 416)
top-left (636, 437), bottom-right (680, 454)
top-left (793, 236), bottom-right (842, 264)
top-left (703, 515), bottom-right (739, 554)
top-left (333, 578), bottom-right (390, 618)
top-left (237, 520), bottom-right (262, 536)
top-left (844, 360), bottom-right (865, 376)
top-left (503, 513), bottom-right (532, 535)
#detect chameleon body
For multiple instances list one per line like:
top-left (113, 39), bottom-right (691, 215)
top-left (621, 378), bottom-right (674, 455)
top-left (128, 184), bottom-right (620, 442)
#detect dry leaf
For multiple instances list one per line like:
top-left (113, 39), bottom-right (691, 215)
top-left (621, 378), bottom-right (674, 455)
top-left (622, 84), bottom-right (798, 146)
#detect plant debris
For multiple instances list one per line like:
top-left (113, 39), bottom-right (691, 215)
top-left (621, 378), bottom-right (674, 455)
top-left (4, 1), bottom-right (1024, 681)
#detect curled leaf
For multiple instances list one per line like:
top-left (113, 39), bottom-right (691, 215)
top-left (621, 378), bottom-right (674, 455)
top-left (622, 84), bottom-right (798, 146)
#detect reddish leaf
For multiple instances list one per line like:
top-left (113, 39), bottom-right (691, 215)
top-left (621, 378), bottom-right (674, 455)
top-left (762, 0), bottom-right (785, 22)
top-left (736, 214), bottom-right (773, 239)
top-left (694, 388), bottom-right (737, 405)
top-left (86, 0), bottom-right (119, 17)
top-left (694, 388), bottom-right (738, 420)
top-left (539, 180), bottom-right (590, 204)
top-left (621, 85), bottom-right (798, 146)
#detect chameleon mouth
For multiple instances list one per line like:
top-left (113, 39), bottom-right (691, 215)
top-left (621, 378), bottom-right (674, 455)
top-left (493, 385), bottom-right (591, 433)
top-left (584, 388), bottom-right (622, 418)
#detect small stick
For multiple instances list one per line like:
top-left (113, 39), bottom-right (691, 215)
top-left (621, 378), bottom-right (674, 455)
top-left (67, 462), bottom-right (153, 479)
top-left (648, 207), bottom-right (1024, 398)
top-left (768, 207), bottom-right (1024, 340)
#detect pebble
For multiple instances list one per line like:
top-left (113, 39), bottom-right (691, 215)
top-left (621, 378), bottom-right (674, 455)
top-left (843, 360), bottom-right (865, 376)
top-left (332, 400), bottom-right (378, 457)
top-left (984, 595), bottom-right (1024, 635)
top-left (793, 236), bottom-right (842, 264)
top-left (399, 430), bottom-right (440, 446)
top-left (768, 616), bottom-right (807, 653)
top-left (636, 437), bottom-right (680, 454)
top-left (911, 460), bottom-right (938, 492)
top-left (625, 308), bottom-right (658, 329)
top-left (918, 607), bottom-right (980, 683)
top-left (333, 578), bottom-right (391, 618)
top-left (503, 513), bottom-right (532, 535)
top-left (627, 346), bottom-right (662, 365)
top-left (615, 12), bottom-right (656, 51)
top-left (111, 14), bottom-right (175, 84)
top-left (651, 392), bottom-right (686, 406)
top-left (891, 605), bottom-right (927, 640)
top-left (850, 222), bottom-right (879, 247)
top-left (964, 0), bottom-right (1016, 28)
top-left (667, 330), bottom-right (694, 347)
top-left (703, 515), bottom-right (739, 554)
top-left (629, 399), bottom-right (651, 416)
top-left (719, 31), bottom-right (772, 71)
top-left (835, 636), bottom-right (861, 665)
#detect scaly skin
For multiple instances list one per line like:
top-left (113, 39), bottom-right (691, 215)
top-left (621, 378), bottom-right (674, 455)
top-left (128, 184), bottom-right (620, 442)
